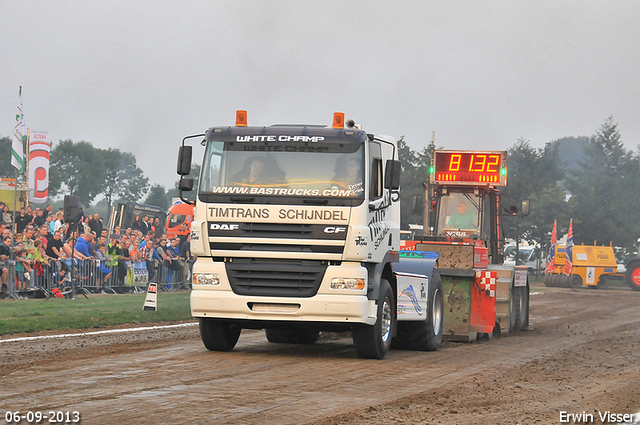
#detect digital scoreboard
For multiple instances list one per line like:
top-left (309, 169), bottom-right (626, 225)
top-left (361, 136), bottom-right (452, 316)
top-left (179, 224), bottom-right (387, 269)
top-left (430, 150), bottom-right (507, 186)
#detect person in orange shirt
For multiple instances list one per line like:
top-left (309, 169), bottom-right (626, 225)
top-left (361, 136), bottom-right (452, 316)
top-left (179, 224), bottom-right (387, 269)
top-left (129, 240), bottom-right (142, 262)
top-left (177, 223), bottom-right (190, 246)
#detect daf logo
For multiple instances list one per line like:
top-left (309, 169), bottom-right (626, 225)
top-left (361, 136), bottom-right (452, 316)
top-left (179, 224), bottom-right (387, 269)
top-left (324, 226), bottom-right (346, 234)
top-left (210, 223), bottom-right (240, 231)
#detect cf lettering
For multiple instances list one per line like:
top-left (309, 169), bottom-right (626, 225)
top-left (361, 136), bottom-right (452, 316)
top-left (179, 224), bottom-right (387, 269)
top-left (324, 227), bottom-right (346, 234)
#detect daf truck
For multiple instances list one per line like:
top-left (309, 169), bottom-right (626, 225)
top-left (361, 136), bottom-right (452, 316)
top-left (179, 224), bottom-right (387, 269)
top-left (177, 111), bottom-right (443, 359)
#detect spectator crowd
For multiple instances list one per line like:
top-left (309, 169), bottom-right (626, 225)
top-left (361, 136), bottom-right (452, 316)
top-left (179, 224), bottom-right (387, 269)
top-left (0, 202), bottom-right (193, 298)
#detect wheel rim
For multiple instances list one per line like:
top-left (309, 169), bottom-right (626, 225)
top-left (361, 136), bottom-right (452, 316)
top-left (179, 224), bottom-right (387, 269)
top-left (381, 299), bottom-right (392, 343)
top-left (432, 288), bottom-right (442, 335)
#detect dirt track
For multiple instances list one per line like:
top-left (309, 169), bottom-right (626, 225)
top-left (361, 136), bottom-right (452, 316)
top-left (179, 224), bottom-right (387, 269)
top-left (1, 285), bottom-right (639, 425)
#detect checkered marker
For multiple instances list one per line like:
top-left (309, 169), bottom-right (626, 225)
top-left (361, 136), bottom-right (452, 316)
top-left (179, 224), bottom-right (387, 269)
top-left (476, 271), bottom-right (497, 298)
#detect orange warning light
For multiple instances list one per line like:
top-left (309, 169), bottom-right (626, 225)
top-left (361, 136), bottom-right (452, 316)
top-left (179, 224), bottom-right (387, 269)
top-left (332, 112), bottom-right (345, 129)
top-left (236, 110), bottom-right (248, 127)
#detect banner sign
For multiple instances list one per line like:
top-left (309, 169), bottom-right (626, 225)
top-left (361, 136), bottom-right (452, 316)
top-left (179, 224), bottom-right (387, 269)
top-left (12, 86), bottom-right (26, 172)
top-left (28, 130), bottom-right (51, 204)
top-left (127, 261), bottom-right (149, 287)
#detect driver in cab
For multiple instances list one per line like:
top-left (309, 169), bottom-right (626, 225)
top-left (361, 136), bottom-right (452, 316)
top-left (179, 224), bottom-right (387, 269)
top-left (446, 201), bottom-right (477, 229)
top-left (330, 158), bottom-right (364, 196)
top-left (229, 156), bottom-right (287, 187)
top-left (230, 157), bottom-right (265, 185)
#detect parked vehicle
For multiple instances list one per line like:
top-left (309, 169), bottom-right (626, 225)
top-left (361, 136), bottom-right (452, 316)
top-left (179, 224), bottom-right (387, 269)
top-left (504, 245), bottom-right (542, 275)
top-left (108, 202), bottom-right (166, 234)
top-left (166, 201), bottom-right (195, 239)
top-left (544, 243), bottom-right (624, 289)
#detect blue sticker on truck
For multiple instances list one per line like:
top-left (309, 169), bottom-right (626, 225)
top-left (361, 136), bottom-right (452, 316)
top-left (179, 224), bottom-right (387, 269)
top-left (399, 250), bottom-right (440, 260)
top-left (399, 284), bottom-right (423, 316)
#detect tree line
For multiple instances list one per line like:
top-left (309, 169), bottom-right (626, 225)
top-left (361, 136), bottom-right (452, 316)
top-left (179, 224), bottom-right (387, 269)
top-left (0, 137), bottom-right (189, 214)
top-left (1, 115), bottom-right (638, 260)
top-left (398, 116), bottom-right (640, 261)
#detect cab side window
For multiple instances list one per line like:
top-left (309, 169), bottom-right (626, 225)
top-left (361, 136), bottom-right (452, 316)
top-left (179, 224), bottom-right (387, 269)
top-left (369, 143), bottom-right (383, 199)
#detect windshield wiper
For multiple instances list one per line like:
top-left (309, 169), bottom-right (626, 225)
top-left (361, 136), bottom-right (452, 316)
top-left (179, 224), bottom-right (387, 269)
top-left (231, 197), bottom-right (255, 203)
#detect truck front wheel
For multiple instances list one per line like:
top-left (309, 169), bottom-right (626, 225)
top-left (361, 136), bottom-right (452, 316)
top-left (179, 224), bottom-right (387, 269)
top-left (353, 279), bottom-right (394, 360)
top-left (392, 273), bottom-right (443, 351)
top-left (199, 318), bottom-right (241, 352)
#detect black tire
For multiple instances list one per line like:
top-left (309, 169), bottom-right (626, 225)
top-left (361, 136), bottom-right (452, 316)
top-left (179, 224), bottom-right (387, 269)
top-left (597, 275), bottom-right (609, 289)
top-left (265, 328), bottom-right (320, 344)
top-left (353, 279), bottom-right (394, 359)
top-left (626, 261), bottom-right (640, 291)
top-left (265, 329), bottom-right (290, 343)
top-left (199, 318), bottom-right (241, 352)
top-left (518, 284), bottom-right (529, 330)
top-left (392, 272), bottom-right (444, 351)
top-left (510, 283), bottom-right (529, 332)
top-left (554, 275), bottom-right (563, 287)
top-left (546, 274), bottom-right (555, 287)
top-left (568, 274), bottom-right (583, 288)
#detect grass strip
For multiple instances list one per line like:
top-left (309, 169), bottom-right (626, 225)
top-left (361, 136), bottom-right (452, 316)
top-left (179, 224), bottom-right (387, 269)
top-left (0, 291), bottom-right (193, 336)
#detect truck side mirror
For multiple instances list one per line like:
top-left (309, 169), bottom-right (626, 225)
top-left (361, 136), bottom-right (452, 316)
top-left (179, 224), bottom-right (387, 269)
top-left (411, 194), bottom-right (422, 214)
top-left (177, 146), bottom-right (193, 176)
top-left (384, 160), bottom-right (401, 190)
top-left (521, 199), bottom-right (530, 216)
top-left (179, 177), bottom-right (194, 192)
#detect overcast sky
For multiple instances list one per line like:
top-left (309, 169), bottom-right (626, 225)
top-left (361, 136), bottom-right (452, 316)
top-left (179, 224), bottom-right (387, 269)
top-left (1, 1), bottom-right (639, 191)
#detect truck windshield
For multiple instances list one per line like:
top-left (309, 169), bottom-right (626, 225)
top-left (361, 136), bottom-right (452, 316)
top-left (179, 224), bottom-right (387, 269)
top-left (199, 140), bottom-right (365, 205)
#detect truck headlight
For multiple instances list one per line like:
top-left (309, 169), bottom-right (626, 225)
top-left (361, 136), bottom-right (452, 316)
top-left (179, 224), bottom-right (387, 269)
top-left (330, 278), bottom-right (365, 290)
top-left (193, 273), bottom-right (220, 285)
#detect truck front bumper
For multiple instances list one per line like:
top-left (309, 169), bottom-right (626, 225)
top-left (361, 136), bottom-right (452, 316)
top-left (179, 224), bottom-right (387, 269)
top-left (191, 290), bottom-right (377, 325)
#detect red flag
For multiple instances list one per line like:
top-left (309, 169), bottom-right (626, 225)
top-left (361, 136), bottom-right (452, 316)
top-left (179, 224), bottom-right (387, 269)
top-left (545, 220), bottom-right (557, 274)
top-left (563, 219), bottom-right (574, 275)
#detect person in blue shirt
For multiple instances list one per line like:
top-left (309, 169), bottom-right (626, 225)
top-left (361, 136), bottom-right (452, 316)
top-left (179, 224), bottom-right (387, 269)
top-left (166, 238), bottom-right (181, 282)
top-left (73, 232), bottom-right (95, 282)
top-left (168, 238), bottom-right (180, 258)
top-left (74, 233), bottom-right (94, 258)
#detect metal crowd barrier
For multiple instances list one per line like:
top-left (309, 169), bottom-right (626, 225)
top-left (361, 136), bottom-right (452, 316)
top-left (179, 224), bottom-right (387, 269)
top-left (0, 258), bottom-right (193, 299)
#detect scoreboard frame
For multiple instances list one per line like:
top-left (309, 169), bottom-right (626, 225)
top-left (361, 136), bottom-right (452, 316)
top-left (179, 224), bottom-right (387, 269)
top-left (429, 150), bottom-right (507, 186)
